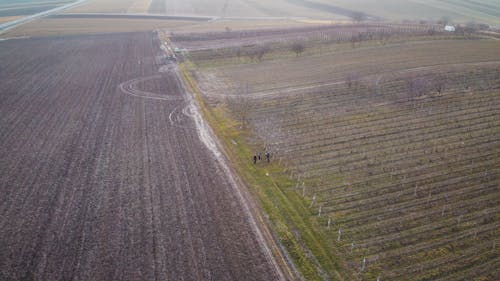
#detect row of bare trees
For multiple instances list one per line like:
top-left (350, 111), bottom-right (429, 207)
top-left (344, 72), bottom-right (449, 102)
top-left (233, 45), bottom-right (271, 62)
top-left (232, 42), bottom-right (306, 62)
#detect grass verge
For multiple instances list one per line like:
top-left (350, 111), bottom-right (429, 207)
top-left (179, 61), bottom-right (350, 281)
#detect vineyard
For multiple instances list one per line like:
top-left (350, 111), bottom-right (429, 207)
top-left (182, 31), bottom-right (500, 280)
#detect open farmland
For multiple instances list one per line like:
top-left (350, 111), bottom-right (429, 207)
top-left (311, 0), bottom-right (500, 26)
top-left (184, 30), bottom-right (500, 280)
top-left (68, 0), bottom-right (500, 26)
top-left (0, 16), bottom-right (198, 37)
top-left (147, 0), bottom-right (332, 19)
top-left (0, 32), bottom-right (286, 281)
top-left (67, 0), bottom-right (151, 13)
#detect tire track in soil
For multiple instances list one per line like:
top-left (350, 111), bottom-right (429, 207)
top-left (0, 32), bottom-right (284, 281)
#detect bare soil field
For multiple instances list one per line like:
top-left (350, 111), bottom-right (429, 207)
top-left (65, 0), bottom-right (500, 26)
top-left (313, 0), bottom-right (500, 26)
top-left (0, 0), bottom-right (75, 17)
top-left (67, 0), bottom-right (139, 13)
top-left (187, 31), bottom-right (500, 280)
top-left (147, 0), bottom-right (330, 18)
top-left (0, 17), bottom-right (197, 37)
top-left (0, 32), bottom-right (284, 281)
top-left (0, 4), bottom-right (60, 17)
top-left (0, 16), bottom-right (22, 24)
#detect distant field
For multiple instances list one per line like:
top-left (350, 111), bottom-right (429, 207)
top-left (67, 0), bottom-right (143, 13)
top-left (65, 0), bottom-right (500, 26)
top-left (147, 0), bottom-right (330, 18)
top-left (1, 17), bottom-right (196, 37)
top-left (319, 0), bottom-right (500, 26)
top-left (0, 0), bottom-right (74, 17)
top-left (0, 16), bottom-right (21, 24)
top-left (5, 0), bottom-right (496, 37)
top-left (184, 30), bottom-right (500, 280)
top-left (0, 0), bottom-right (72, 6)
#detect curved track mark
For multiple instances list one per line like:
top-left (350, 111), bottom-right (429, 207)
top-left (118, 75), bottom-right (184, 101)
top-left (168, 103), bottom-right (195, 130)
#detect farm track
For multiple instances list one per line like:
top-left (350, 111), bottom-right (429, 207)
top-left (0, 32), bottom-right (283, 281)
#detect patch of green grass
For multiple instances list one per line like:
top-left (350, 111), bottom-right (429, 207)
top-left (180, 62), bottom-right (351, 280)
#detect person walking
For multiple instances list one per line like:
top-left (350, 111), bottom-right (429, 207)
top-left (253, 154), bottom-right (257, 164)
top-left (266, 152), bottom-right (270, 163)
top-left (258, 153), bottom-right (262, 161)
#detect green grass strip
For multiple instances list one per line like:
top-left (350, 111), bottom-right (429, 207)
top-left (179, 61), bottom-right (349, 281)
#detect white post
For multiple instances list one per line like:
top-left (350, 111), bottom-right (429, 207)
top-left (327, 217), bottom-right (331, 230)
top-left (361, 257), bottom-right (366, 272)
top-left (318, 205), bottom-right (322, 217)
top-left (310, 195), bottom-right (317, 208)
top-left (337, 228), bottom-right (342, 242)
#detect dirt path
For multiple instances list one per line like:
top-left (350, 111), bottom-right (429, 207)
top-left (0, 32), bottom-right (284, 281)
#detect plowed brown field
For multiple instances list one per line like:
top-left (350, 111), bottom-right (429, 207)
top-left (0, 32), bottom-right (282, 281)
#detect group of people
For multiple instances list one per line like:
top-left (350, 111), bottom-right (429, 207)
top-left (253, 152), bottom-right (271, 164)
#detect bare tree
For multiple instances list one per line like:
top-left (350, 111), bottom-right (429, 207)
top-left (290, 42), bottom-right (305, 57)
top-left (234, 47), bottom-right (242, 60)
top-left (431, 74), bottom-right (447, 94)
top-left (345, 73), bottom-right (361, 89)
top-left (350, 35), bottom-right (358, 48)
top-left (226, 84), bottom-right (253, 128)
top-left (246, 45), bottom-right (271, 62)
top-left (350, 11), bottom-right (367, 23)
top-left (255, 45), bottom-right (271, 62)
top-left (477, 23), bottom-right (490, 30)
top-left (464, 22), bottom-right (478, 37)
top-left (406, 75), bottom-right (429, 103)
top-left (246, 50), bottom-right (256, 62)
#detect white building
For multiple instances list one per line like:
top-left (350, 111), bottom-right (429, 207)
top-left (444, 25), bottom-right (456, 32)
